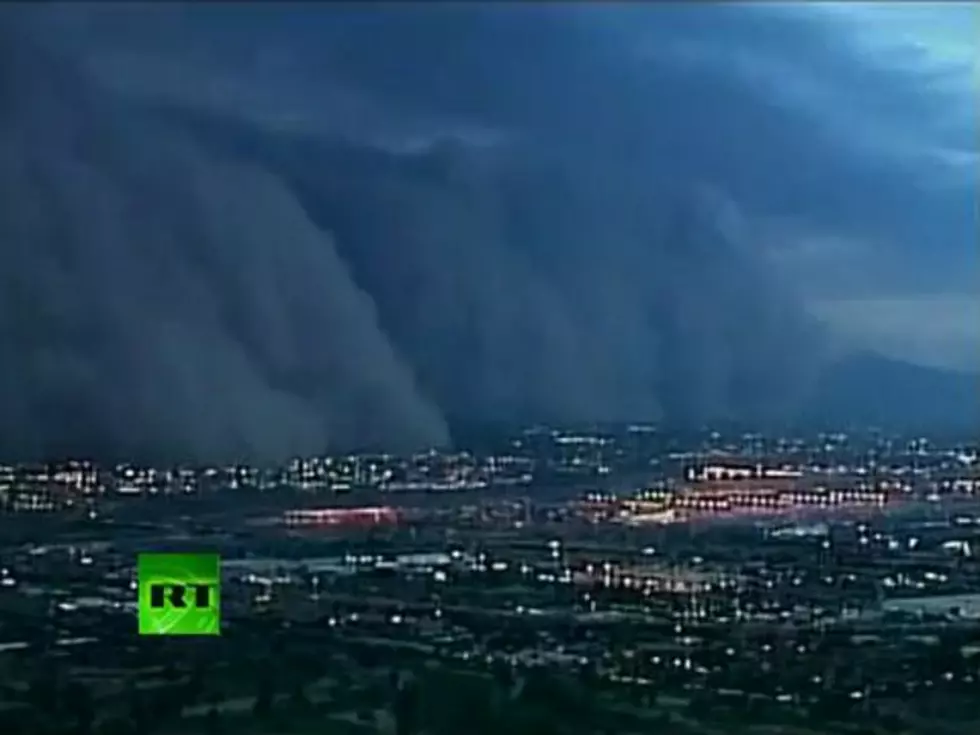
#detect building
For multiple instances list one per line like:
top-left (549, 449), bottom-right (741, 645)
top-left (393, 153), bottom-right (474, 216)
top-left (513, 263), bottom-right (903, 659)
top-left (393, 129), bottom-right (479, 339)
top-left (883, 593), bottom-right (980, 620)
top-left (572, 562), bottom-right (741, 594)
top-left (579, 461), bottom-right (887, 524)
top-left (283, 506), bottom-right (401, 528)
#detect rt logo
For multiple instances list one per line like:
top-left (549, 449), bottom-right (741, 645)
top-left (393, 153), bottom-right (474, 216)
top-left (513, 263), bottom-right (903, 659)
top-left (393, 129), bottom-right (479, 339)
top-left (137, 552), bottom-right (221, 636)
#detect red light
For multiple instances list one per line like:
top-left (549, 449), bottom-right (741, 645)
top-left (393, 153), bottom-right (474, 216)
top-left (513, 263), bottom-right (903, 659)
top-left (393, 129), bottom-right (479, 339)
top-left (284, 505), bottom-right (400, 527)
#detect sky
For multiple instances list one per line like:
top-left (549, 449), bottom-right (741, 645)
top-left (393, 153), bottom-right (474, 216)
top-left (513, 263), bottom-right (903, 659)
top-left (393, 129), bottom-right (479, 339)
top-left (0, 3), bottom-right (976, 460)
top-left (33, 1), bottom-right (977, 369)
top-left (762, 2), bottom-right (978, 370)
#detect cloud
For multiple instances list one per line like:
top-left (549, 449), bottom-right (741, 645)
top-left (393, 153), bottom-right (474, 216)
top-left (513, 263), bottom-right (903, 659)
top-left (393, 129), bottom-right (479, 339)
top-left (0, 4), bottom-right (975, 461)
top-left (810, 296), bottom-right (980, 374)
top-left (0, 23), bottom-right (449, 462)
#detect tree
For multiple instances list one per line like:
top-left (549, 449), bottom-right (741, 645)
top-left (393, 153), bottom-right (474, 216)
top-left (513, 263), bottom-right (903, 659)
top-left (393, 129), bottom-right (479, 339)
top-left (253, 672), bottom-right (274, 720)
top-left (204, 706), bottom-right (222, 735)
top-left (423, 670), bottom-right (498, 735)
top-left (492, 660), bottom-right (515, 692)
top-left (352, 644), bottom-right (381, 669)
top-left (290, 680), bottom-right (310, 713)
top-left (182, 663), bottom-right (206, 709)
top-left (516, 668), bottom-right (595, 734)
top-left (62, 680), bottom-right (95, 735)
top-left (509, 704), bottom-right (563, 735)
top-left (121, 679), bottom-right (150, 733)
top-left (688, 690), bottom-right (714, 719)
top-left (393, 677), bottom-right (420, 735)
top-left (96, 716), bottom-right (137, 735)
top-left (27, 667), bottom-right (59, 714)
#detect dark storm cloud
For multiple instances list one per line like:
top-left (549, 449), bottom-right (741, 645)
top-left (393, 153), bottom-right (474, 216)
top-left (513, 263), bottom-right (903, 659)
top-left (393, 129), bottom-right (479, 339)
top-left (46, 3), bottom-right (974, 294)
top-left (0, 4), bottom-right (974, 460)
top-left (0, 20), bottom-right (448, 462)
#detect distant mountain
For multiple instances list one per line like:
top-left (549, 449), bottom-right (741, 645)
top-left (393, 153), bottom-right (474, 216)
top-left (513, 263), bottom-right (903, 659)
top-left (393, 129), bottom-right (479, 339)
top-left (803, 353), bottom-right (977, 432)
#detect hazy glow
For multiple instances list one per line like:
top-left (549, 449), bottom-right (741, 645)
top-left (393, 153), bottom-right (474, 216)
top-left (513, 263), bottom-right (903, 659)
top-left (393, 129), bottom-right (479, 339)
top-left (816, 2), bottom-right (980, 78)
top-left (812, 296), bottom-right (980, 374)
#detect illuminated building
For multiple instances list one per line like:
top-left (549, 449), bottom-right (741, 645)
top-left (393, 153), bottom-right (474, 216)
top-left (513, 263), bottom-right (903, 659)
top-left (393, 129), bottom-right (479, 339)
top-left (0, 465), bottom-right (74, 513)
top-left (283, 506), bottom-right (401, 528)
top-left (572, 562), bottom-right (742, 594)
top-left (577, 462), bottom-right (887, 524)
top-left (669, 476), bottom-right (886, 515)
top-left (626, 508), bottom-right (678, 525)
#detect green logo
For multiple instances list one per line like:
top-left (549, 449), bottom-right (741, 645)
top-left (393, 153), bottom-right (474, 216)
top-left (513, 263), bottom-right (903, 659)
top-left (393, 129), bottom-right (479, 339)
top-left (137, 552), bottom-right (221, 636)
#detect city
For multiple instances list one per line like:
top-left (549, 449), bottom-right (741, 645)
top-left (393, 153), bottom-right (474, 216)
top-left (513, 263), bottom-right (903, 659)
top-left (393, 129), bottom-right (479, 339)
top-left (1, 3), bottom-right (977, 735)
top-left (0, 425), bottom-right (978, 734)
